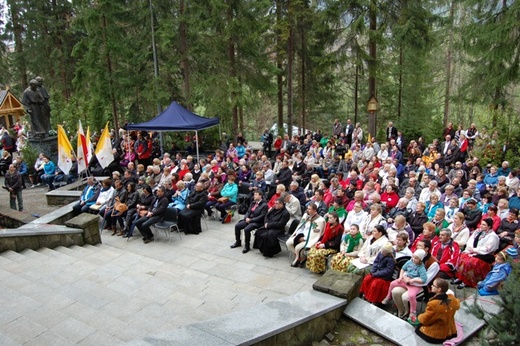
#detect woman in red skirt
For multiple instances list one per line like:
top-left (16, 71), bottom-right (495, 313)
top-left (453, 218), bottom-right (500, 289)
top-left (360, 242), bottom-right (395, 304)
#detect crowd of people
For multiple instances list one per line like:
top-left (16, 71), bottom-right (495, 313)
top-left (8, 120), bottom-right (520, 344)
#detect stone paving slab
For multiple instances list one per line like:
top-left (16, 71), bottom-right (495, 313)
top-left (0, 206), bottom-right (324, 344)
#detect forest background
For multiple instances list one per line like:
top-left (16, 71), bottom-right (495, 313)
top-left (0, 0), bottom-right (519, 164)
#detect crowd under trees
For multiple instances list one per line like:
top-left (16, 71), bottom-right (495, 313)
top-left (0, 0), bottom-right (519, 152)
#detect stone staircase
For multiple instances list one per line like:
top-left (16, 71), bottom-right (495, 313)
top-left (0, 244), bottom-right (215, 345)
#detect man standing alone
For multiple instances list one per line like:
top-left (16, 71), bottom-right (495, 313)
top-left (4, 164), bottom-right (23, 211)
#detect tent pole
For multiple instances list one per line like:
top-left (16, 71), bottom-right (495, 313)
top-left (160, 132), bottom-right (164, 156)
top-left (219, 123), bottom-right (222, 140)
top-left (195, 130), bottom-right (200, 163)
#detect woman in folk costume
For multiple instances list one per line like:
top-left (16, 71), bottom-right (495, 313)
top-left (359, 242), bottom-right (396, 304)
top-left (346, 225), bottom-right (390, 275)
top-left (306, 211), bottom-right (343, 273)
top-left (286, 202), bottom-right (326, 267)
top-left (330, 224), bottom-right (364, 272)
top-left (359, 203), bottom-right (387, 239)
top-left (452, 218), bottom-right (499, 289)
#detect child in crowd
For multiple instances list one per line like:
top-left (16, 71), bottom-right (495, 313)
top-left (477, 250), bottom-right (513, 296)
top-left (381, 249), bottom-right (427, 322)
top-left (329, 224), bottom-right (364, 272)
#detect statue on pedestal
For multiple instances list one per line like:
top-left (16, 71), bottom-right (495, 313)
top-left (21, 77), bottom-right (51, 137)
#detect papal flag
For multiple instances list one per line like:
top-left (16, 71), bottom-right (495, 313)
top-left (57, 125), bottom-right (73, 174)
top-left (95, 122), bottom-right (114, 169)
top-left (86, 126), bottom-right (93, 164)
top-left (77, 121), bottom-right (89, 173)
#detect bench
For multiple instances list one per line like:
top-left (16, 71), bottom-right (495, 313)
top-left (131, 290), bottom-right (347, 346)
top-left (45, 176), bottom-right (109, 206)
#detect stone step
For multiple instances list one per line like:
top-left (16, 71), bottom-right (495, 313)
top-left (1, 249), bottom-right (29, 262)
top-left (344, 296), bottom-right (497, 345)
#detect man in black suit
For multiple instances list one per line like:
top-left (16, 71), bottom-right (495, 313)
top-left (386, 121), bottom-right (398, 141)
top-left (344, 119), bottom-right (354, 146)
top-left (230, 191), bottom-right (268, 253)
top-left (135, 186), bottom-right (169, 243)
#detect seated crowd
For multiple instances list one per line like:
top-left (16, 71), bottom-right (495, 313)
top-left (67, 123), bottom-right (519, 342)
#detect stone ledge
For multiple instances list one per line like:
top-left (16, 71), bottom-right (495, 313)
top-left (28, 202), bottom-right (77, 226)
top-left (0, 225), bottom-right (82, 237)
top-left (344, 295), bottom-right (498, 346)
top-left (130, 290), bottom-right (347, 346)
top-left (313, 269), bottom-right (363, 302)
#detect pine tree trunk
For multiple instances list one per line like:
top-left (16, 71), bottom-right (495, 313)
top-left (7, 0), bottom-right (28, 89)
top-left (102, 15), bottom-right (120, 138)
top-left (368, 0), bottom-right (377, 137)
top-left (287, 0), bottom-right (294, 137)
top-left (276, 0), bottom-right (284, 135)
top-left (397, 45), bottom-right (403, 118)
top-left (443, 0), bottom-right (455, 127)
top-left (179, 0), bottom-right (191, 109)
top-left (227, 1), bottom-right (238, 140)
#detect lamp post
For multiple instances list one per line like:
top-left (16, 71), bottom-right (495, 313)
top-left (367, 95), bottom-right (378, 138)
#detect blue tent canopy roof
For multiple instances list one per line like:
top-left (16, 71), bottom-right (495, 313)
top-left (127, 101), bottom-right (219, 132)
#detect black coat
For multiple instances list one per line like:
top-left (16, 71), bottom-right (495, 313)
top-left (245, 200), bottom-right (268, 224)
top-left (264, 207), bottom-right (291, 231)
top-left (150, 195), bottom-right (169, 218)
top-left (276, 167), bottom-right (293, 188)
top-left (185, 189), bottom-right (208, 215)
top-left (408, 211), bottom-right (429, 237)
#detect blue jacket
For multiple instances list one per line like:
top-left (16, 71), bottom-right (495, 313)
top-left (479, 262), bottom-right (512, 292)
top-left (81, 183), bottom-right (100, 206)
top-left (43, 161), bottom-right (56, 175)
top-left (370, 252), bottom-right (395, 281)
top-left (220, 182), bottom-right (238, 203)
top-left (402, 260), bottom-right (427, 283)
top-left (17, 162), bottom-right (28, 175)
top-left (169, 188), bottom-right (189, 210)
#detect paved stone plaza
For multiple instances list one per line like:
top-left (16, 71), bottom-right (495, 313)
top-left (0, 184), bottom-right (320, 344)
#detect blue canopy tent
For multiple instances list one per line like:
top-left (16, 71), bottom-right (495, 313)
top-left (127, 101), bottom-right (220, 161)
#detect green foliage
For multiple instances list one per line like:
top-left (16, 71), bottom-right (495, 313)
top-left (1, 0), bottom-right (520, 145)
top-left (20, 143), bottom-right (38, 174)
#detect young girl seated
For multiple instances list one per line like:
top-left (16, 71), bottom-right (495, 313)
top-left (382, 249), bottom-right (427, 322)
top-left (329, 224), bottom-right (364, 272)
top-left (477, 251), bottom-right (513, 296)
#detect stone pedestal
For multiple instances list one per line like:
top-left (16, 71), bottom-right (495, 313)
top-left (28, 135), bottom-right (58, 161)
top-left (65, 213), bottom-right (101, 245)
top-left (313, 270), bottom-right (363, 303)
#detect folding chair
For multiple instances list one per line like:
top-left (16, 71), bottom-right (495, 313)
top-left (151, 208), bottom-right (181, 242)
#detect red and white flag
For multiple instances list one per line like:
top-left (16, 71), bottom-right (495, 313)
top-left (77, 121), bottom-right (89, 173)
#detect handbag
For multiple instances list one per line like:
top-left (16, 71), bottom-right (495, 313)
top-left (114, 197), bottom-right (128, 213)
top-left (217, 197), bottom-right (229, 203)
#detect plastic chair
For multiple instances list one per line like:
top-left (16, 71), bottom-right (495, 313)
top-left (151, 208), bottom-right (181, 242)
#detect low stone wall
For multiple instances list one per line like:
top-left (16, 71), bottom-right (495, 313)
top-left (136, 290), bottom-right (347, 346)
top-left (254, 307), bottom-right (343, 346)
top-left (65, 213), bottom-right (101, 245)
top-left (0, 226), bottom-right (84, 252)
top-left (0, 212), bottom-right (101, 253)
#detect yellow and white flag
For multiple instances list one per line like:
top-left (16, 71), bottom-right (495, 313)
top-left (57, 125), bottom-right (73, 174)
top-left (95, 122), bottom-right (114, 169)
